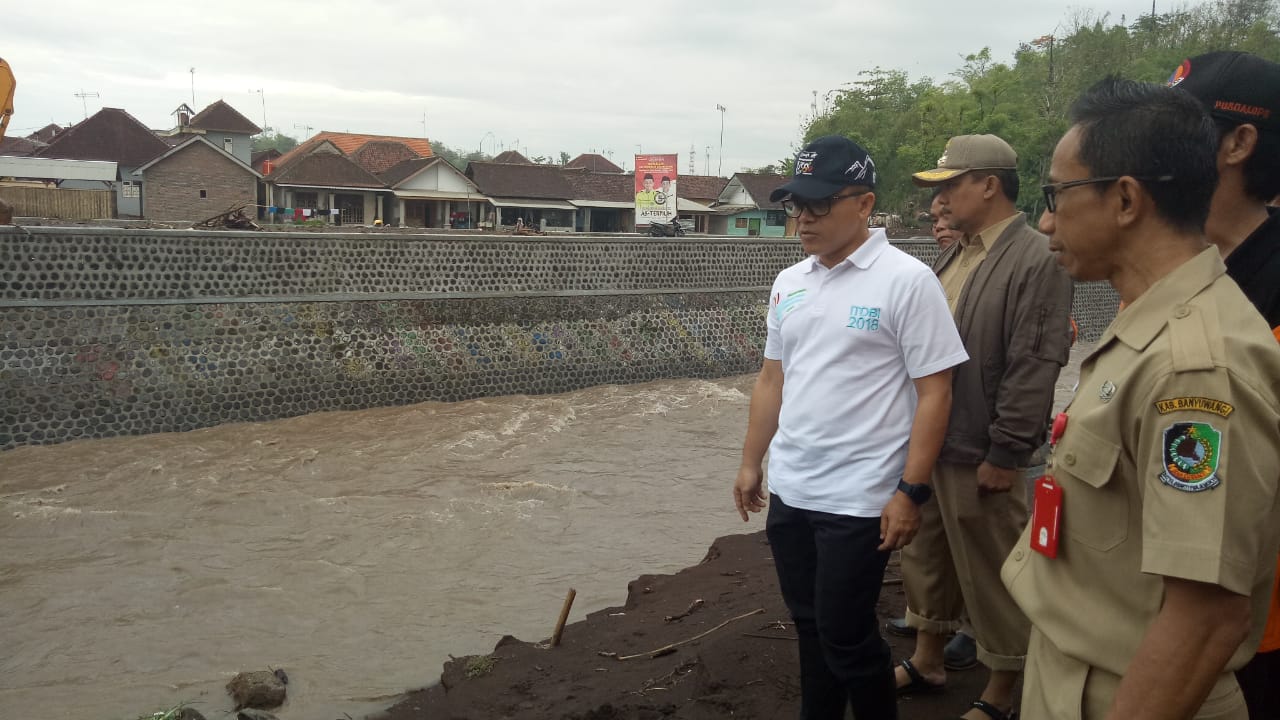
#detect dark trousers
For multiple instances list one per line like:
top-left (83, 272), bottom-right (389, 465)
top-left (1237, 648), bottom-right (1279, 720)
top-left (766, 493), bottom-right (897, 720)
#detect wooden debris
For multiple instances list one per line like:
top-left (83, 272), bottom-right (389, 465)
top-left (664, 598), bottom-right (704, 623)
top-left (613, 608), bottom-right (765, 661)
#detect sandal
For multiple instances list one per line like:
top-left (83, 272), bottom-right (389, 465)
top-left (895, 658), bottom-right (945, 695)
top-left (957, 699), bottom-right (1017, 720)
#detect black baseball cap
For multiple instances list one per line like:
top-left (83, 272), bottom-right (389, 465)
top-left (1169, 51), bottom-right (1279, 134)
top-left (770, 135), bottom-right (876, 202)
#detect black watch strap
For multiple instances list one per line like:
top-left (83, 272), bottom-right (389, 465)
top-left (897, 479), bottom-right (933, 505)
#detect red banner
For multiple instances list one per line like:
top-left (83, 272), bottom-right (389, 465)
top-left (634, 154), bottom-right (678, 225)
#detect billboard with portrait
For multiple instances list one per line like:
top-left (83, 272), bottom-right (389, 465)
top-left (634, 154), bottom-right (678, 225)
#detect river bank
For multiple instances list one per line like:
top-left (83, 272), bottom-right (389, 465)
top-left (370, 531), bottom-right (999, 720)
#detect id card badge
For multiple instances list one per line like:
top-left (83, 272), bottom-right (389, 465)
top-left (1030, 475), bottom-right (1063, 559)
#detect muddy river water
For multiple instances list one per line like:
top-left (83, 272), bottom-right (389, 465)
top-left (0, 376), bottom-right (760, 719)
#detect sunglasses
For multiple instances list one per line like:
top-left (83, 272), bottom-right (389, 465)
top-left (781, 190), bottom-right (870, 218)
top-left (1041, 175), bottom-right (1174, 213)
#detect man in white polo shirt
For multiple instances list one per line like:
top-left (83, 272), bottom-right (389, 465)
top-left (734, 135), bottom-right (968, 719)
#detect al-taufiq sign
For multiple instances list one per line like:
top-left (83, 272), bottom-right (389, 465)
top-left (634, 154), bottom-right (678, 225)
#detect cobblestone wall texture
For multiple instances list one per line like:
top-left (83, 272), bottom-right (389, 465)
top-left (0, 228), bottom-right (1118, 450)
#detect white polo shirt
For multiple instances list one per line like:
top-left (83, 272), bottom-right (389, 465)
top-left (764, 229), bottom-right (968, 517)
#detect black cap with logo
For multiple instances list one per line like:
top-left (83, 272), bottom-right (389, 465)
top-left (1169, 51), bottom-right (1279, 134)
top-left (770, 135), bottom-right (877, 202)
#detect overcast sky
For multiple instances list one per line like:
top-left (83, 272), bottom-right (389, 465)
top-left (9, 0), bottom-right (1169, 174)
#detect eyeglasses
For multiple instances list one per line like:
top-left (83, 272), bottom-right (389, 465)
top-left (1041, 175), bottom-right (1174, 213)
top-left (781, 190), bottom-right (870, 218)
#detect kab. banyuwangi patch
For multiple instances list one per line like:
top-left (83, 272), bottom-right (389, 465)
top-left (847, 305), bottom-right (881, 331)
top-left (1159, 421), bottom-right (1222, 492)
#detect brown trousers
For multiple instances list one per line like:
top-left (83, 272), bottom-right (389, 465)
top-left (901, 461), bottom-right (1031, 671)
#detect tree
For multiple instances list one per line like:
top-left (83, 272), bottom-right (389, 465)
top-left (252, 132), bottom-right (298, 153)
top-left (798, 0), bottom-right (1280, 219)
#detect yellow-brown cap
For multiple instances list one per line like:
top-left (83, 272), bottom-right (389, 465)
top-left (911, 134), bottom-right (1017, 186)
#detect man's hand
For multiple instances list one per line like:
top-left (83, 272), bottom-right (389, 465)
top-left (879, 492), bottom-right (922, 550)
top-left (734, 464), bottom-right (767, 522)
top-left (977, 461), bottom-right (1019, 496)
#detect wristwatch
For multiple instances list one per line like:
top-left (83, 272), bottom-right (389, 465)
top-left (896, 479), bottom-right (933, 505)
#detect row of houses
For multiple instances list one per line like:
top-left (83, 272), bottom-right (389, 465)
top-left (0, 100), bottom-right (792, 236)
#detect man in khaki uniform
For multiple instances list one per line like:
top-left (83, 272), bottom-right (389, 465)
top-left (896, 135), bottom-right (1073, 720)
top-left (1002, 77), bottom-right (1280, 719)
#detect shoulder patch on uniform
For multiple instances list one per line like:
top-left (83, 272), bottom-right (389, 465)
top-left (1154, 396), bottom-right (1234, 417)
top-left (1159, 421), bottom-right (1222, 492)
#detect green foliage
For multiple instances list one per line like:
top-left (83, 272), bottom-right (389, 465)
top-left (251, 132), bottom-right (298, 154)
top-left (430, 140), bottom-right (492, 171)
top-left (802, 0), bottom-right (1280, 218)
top-left (464, 654), bottom-right (496, 679)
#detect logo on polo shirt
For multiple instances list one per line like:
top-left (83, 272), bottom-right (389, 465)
top-left (847, 305), bottom-right (881, 331)
top-left (775, 289), bottom-right (808, 321)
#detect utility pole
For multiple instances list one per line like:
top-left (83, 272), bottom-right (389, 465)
top-left (250, 88), bottom-right (267, 132)
top-left (73, 90), bottom-right (99, 120)
top-left (189, 67), bottom-right (196, 107)
top-left (705, 145), bottom-right (711, 175)
top-left (715, 104), bottom-right (726, 176)
top-left (420, 110), bottom-right (428, 139)
top-left (690, 144), bottom-right (696, 175)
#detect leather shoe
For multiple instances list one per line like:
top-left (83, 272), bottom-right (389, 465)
top-left (944, 630), bottom-right (978, 670)
top-left (885, 617), bottom-right (917, 637)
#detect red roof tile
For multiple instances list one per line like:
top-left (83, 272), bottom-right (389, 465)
top-left (272, 131), bottom-right (433, 174)
top-left (350, 140), bottom-right (421, 175)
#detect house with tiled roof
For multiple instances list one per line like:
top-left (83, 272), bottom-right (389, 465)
top-left (35, 107), bottom-right (172, 216)
top-left (251, 148), bottom-right (282, 176)
top-left (491, 150), bottom-right (532, 164)
top-left (132, 136), bottom-right (261, 221)
top-left (565, 153), bottom-right (623, 173)
top-left (380, 156), bottom-right (487, 229)
top-left (0, 135), bottom-right (47, 157)
top-left (27, 123), bottom-right (63, 144)
top-left (156, 100), bottom-right (262, 166)
top-left (263, 139), bottom-right (390, 225)
top-left (466, 161), bottom-right (578, 231)
top-left (709, 173), bottom-right (790, 237)
top-left (187, 100), bottom-right (261, 165)
top-left (563, 167), bottom-right (634, 232)
top-left (273, 131), bottom-right (432, 171)
top-left (350, 140), bottom-right (420, 176)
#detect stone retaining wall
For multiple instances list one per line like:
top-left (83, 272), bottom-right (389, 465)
top-left (0, 228), bottom-right (1118, 450)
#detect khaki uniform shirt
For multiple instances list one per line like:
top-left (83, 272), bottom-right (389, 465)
top-left (1001, 247), bottom-right (1280, 719)
top-left (938, 214), bottom-right (1018, 315)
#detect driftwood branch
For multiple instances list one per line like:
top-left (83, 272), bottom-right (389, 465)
top-left (614, 608), bottom-right (765, 661)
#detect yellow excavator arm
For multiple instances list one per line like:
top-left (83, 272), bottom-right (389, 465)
top-left (0, 57), bottom-right (14, 141)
